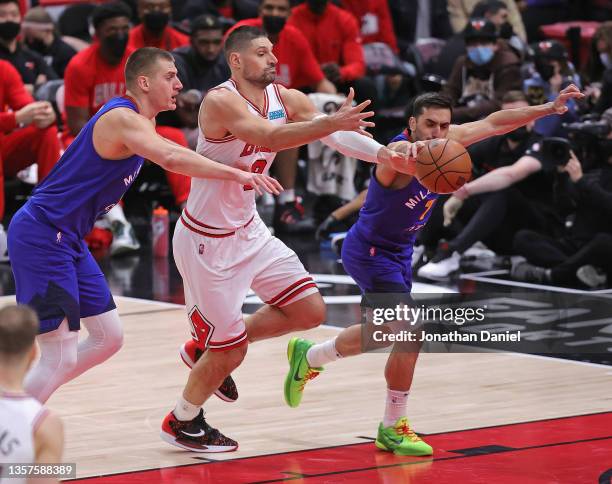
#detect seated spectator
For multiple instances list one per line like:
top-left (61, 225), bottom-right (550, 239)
top-left (0, 0), bottom-right (57, 93)
top-left (511, 139), bottom-right (612, 288)
top-left (64, 1), bottom-right (190, 255)
top-left (0, 60), bottom-right (60, 260)
top-left (417, 91), bottom-right (560, 279)
top-left (523, 40), bottom-right (580, 136)
top-left (472, 0), bottom-right (527, 57)
top-left (288, 0), bottom-right (377, 106)
top-left (448, 0), bottom-right (526, 42)
top-left (388, 0), bottom-right (452, 60)
top-left (128, 0), bottom-right (189, 51)
top-left (340, 0), bottom-right (398, 54)
top-left (442, 18), bottom-right (521, 123)
top-left (21, 7), bottom-right (77, 79)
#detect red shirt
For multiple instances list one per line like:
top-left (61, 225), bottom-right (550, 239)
top-left (128, 24), bottom-right (189, 51)
top-left (64, 43), bottom-right (133, 115)
top-left (341, 0), bottom-right (398, 53)
top-left (228, 18), bottom-right (324, 89)
top-left (0, 60), bottom-right (34, 133)
top-left (288, 3), bottom-right (365, 82)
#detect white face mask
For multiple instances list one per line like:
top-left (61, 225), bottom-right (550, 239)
top-left (601, 52), bottom-right (612, 69)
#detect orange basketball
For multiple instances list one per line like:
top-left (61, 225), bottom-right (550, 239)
top-left (415, 139), bottom-right (472, 194)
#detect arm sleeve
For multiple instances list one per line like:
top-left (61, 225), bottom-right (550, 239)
top-left (63, 58), bottom-right (90, 109)
top-left (320, 128), bottom-right (383, 163)
top-left (339, 15), bottom-right (366, 81)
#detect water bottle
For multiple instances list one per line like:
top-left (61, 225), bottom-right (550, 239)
top-left (152, 206), bottom-right (169, 258)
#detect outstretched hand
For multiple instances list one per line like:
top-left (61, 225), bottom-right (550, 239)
top-left (330, 87), bottom-right (375, 136)
top-left (237, 172), bottom-right (283, 196)
top-left (551, 84), bottom-right (584, 114)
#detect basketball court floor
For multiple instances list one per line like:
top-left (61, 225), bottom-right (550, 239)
top-left (1, 233), bottom-right (611, 483)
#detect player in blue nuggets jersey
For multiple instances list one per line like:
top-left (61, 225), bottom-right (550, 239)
top-left (8, 47), bottom-right (281, 404)
top-left (285, 86), bottom-right (584, 455)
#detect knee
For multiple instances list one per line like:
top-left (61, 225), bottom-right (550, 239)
top-left (220, 343), bottom-right (248, 371)
top-left (296, 296), bottom-right (326, 330)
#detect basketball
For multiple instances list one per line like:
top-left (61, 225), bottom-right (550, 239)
top-left (415, 139), bottom-right (472, 194)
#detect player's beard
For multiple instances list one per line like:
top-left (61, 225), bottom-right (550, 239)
top-left (245, 68), bottom-right (276, 88)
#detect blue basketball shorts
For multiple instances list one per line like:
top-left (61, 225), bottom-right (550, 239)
top-left (8, 205), bottom-right (116, 334)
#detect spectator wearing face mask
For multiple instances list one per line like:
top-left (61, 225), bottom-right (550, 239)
top-left (0, 0), bottom-right (57, 94)
top-left (128, 0), bottom-right (189, 51)
top-left (585, 22), bottom-right (612, 114)
top-left (523, 40), bottom-right (580, 137)
top-left (442, 18), bottom-right (522, 123)
top-left (21, 7), bottom-right (76, 79)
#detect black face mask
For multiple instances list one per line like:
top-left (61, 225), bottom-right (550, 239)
top-left (0, 21), bottom-right (20, 41)
top-left (506, 126), bottom-right (530, 142)
top-left (262, 15), bottom-right (286, 35)
top-left (143, 11), bottom-right (169, 34)
top-left (499, 22), bottom-right (513, 40)
top-left (102, 33), bottom-right (128, 59)
top-left (27, 38), bottom-right (48, 54)
top-left (535, 58), bottom-right (555, 81)
top-left (307, 0), bottom-right (328, 15)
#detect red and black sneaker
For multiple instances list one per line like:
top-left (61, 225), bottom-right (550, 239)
top-left (180, 340), bottom-right (239, 403)
top-left (274, 198), bottom-right (315, 233)
top-left (160, 409), bottom-right (238, 453)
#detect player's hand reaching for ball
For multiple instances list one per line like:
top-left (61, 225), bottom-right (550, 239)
top-left (236, 171), bottom-right (283, 196)
top-left (551, 84), bottom-right (584, 114)
top-left (329, 88), bottom-right (375, 136)
top-left (377, 146), bottom-right (416, 175)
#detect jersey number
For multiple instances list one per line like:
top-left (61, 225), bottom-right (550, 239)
top-left (243, 159), bottom-right (267, 191)
top-left (418, 199), bottom-right (435, 221)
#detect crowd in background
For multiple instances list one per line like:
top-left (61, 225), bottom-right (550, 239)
top-left (0, 0), bottom-right (611, 288)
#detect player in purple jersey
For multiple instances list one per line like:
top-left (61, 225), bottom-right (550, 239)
top-left (8, 47), bottom-right (283, 404)
top-left (284, 85), bottom-right (584, 455)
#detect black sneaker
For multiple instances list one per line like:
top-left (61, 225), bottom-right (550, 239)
top-left (161, 409), bottom-right (238, 452)
top-left (511, 258), bottom-right (550, 283)
top-left (274, 198), bottom-right (315, 233)
top-left (180, 340), bottom-right (238, 402)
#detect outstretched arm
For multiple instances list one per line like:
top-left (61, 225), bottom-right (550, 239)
top-left (449, 84), bottom-right (584, 147)
top-left (112, 110), bottom-right (282, 196)
top-left (202, 87), bottom-right (374, 153)
top-left (281, 86), bottom-right (416, 174)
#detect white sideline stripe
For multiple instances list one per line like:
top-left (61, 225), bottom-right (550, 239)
top-left (459, 274), bottom-right (611, 295)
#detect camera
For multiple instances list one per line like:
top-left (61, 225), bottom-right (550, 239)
top-left (563, 119), bottom-right (611, 138)
top-left (541, 137), bottom-right (572, 166)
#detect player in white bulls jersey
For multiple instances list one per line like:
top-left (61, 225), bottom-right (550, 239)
top-left (161, 25), bottom-right (419, 452)
top-left (0, 306), bottom-right (63, 484)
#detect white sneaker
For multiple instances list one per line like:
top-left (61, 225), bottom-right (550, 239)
top-left (411, 244), bottom-right (425, 267)
top-left (110, 221), bottom-right (140, 257)
top-left (417, 252), bottom-right (460, 279)
top-left (331, 232), bottom-right (346, 257)
top-left (16, 163), bottom-right (38, 185)
top-left (576, 265), bottom-right (607, 289)
top-left (463, 241), bottom-right (496, 259)
top-left (0, 225), bottom-right (8, 263)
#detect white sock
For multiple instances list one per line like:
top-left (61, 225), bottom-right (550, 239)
top-left (105, 204), bottom-right (129, 225)
top-left (24, 320), bottom-right (78, 404)
top-left (67, 309), bottom-right (123, 381)
top-left (383, 388), bottom-right (409, 427)
top-left (174, 396), bottom-right (201, 421)
top-left (278, 188), bottom-right (295, 205)
top-left (306, 338), bottom-right (342, 368)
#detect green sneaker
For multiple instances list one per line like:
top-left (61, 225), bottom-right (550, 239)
top-left (375, 417), bottom-right (433, 456)
top-left (284, 337), bottom-right (322, 408)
